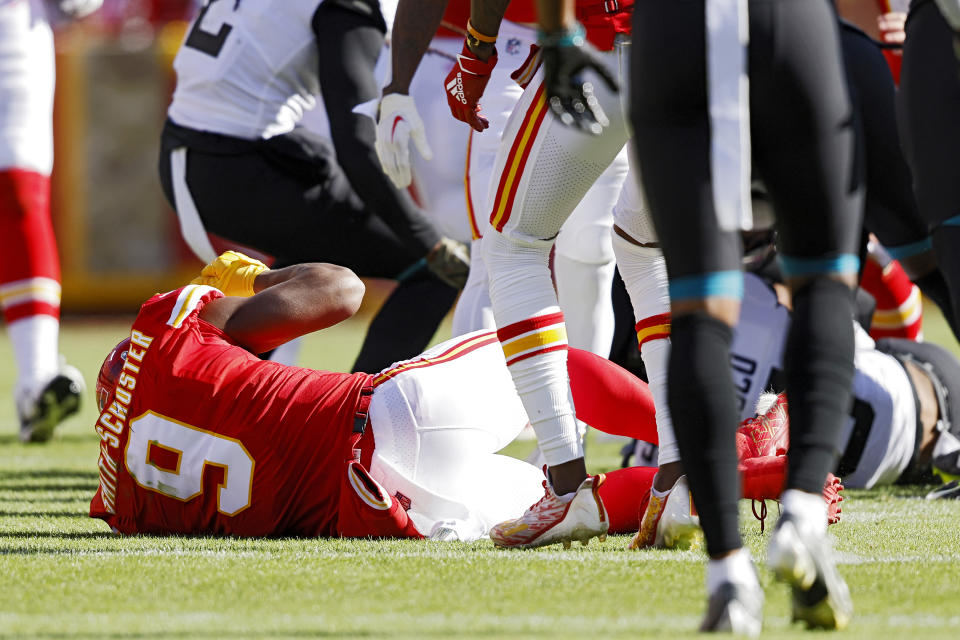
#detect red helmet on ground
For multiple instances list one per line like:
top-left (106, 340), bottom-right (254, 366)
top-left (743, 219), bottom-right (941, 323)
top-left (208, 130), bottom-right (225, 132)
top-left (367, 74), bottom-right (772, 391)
top-left (97, 338), bottom-right (130, 412)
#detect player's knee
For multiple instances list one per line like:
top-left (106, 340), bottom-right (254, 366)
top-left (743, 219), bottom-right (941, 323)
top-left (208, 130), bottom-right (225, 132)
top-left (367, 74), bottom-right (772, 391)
top-left (482, 231), bottom-right (551, 274)
top-left (556, 221), bottom-right (614, 265)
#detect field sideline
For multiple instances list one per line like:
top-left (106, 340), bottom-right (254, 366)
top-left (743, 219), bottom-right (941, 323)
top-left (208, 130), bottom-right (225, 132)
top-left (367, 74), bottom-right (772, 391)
top-left (2, 301), bottom-right (960, 638)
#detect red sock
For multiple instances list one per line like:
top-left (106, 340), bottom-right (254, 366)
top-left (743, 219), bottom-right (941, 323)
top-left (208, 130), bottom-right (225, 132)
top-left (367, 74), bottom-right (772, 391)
top-left (567, 347), bottom-right (658, 442)
top-left (0, 169), bottom-right (61, 323)
top-left (861, 252), bottom-right (922, 341)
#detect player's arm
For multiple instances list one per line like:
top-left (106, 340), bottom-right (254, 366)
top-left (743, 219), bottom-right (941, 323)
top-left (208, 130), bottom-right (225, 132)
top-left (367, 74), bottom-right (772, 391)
top-left (199, 262), bottom-right (366, 355)
top-left (310, 1), bottom-right (442, 260)
top-left (384, 0), bottom-right (452, 97)
top-left (470, 0), bottom-right (513, 46)
top-left (375, 0), bottom-right (450, 188)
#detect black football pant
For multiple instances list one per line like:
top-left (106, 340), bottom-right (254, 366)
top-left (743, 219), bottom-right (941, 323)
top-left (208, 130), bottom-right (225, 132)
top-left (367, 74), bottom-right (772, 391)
top-left (159, 123), bottom-right (457, 374)
top-left (899, 0), bottom-right (960, 341)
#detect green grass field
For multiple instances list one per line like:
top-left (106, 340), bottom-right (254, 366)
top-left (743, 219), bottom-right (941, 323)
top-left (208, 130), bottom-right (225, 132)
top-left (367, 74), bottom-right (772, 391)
top-left (1, 300), bottom-right (960, 638)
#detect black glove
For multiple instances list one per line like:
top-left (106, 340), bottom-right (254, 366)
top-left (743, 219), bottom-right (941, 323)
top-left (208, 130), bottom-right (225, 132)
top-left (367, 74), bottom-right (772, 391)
top-left (539, 23), bottom-right (619, 136)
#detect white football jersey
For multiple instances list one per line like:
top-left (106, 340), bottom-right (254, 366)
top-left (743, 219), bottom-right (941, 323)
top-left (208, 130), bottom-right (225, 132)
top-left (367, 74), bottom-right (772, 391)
top-left (734, 273), bottom-right (917, 488)
top-left (730, 273), bottom-right (791, 421)
top-left (168, 0), bottom-right (324, 140)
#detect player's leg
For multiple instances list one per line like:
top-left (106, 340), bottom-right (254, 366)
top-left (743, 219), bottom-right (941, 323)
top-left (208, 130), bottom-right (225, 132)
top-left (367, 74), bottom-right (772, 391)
top-left (632, 0), bottom-right (761, 631)
top-left (609, 155), bottom-right (693, 550)
top-left (554, 147), bottom-right (629, 357)
top-left (484, 59), bottom-right (627, 476)
top-left (840, 21), bottom-right (955, 333)
top-left (899, 0), bottom-right (960, 341)
top-left (0, 2), bottom-right (83, 442)
top-left (482, 60), bottom-right (628, 547)
top-left (367, 331), bottom-right (542, 537)
top-left (750, 0), bottom-right (860, 629)
top-left (451, 237), bottom-right (496, 335)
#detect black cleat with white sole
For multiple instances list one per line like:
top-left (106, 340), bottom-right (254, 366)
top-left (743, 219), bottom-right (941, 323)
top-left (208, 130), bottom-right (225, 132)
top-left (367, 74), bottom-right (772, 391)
top-left (19, 366), bottom-right (85, 443)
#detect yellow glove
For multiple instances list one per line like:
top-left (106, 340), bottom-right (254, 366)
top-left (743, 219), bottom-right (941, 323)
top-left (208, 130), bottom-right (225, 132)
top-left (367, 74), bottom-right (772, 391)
top-left (190, 251), bottom-right (268, 297)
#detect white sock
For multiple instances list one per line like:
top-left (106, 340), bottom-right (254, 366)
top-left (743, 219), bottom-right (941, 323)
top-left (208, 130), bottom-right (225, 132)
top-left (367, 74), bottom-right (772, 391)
top-left (611, 235), bottom-right (681, 465)
top-left (8, 315), bottom-right (60, 395)
top-left (706, 548), bottom-right (758, 594)
top-left (781, 488), bottom-right (828, 536)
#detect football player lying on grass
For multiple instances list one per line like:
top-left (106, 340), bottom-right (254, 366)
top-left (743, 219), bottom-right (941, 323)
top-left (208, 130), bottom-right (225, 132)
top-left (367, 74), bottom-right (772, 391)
top-left (730, 271), bottom-right (960, 492)
top-left (630, 270), bottom-right (960, 545)
top-left (89, 252), bottom-right (840, 543)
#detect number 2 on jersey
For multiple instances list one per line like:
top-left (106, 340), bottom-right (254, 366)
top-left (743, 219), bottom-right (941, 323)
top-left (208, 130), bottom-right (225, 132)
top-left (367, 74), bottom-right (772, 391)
top-left (125, 412), bottom-right (254, 516)
top-left (185, 0), bottom-right (234, 58)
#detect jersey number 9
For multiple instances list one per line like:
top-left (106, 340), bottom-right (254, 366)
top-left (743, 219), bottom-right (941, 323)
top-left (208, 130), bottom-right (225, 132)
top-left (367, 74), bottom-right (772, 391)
top-left (125, 411), bottom-right (254, 516)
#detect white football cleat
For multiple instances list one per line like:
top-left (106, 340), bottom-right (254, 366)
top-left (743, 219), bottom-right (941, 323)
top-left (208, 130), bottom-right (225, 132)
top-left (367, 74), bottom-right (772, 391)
top-left (699, 580), bottom-right (764, 637)
top-left (489, 474), bottom-right (608, 549)
top-left (767, 514), bottom-right (853, 630)
top-left (629, 475), bottom-right (701, 550)
top-left (17, 362), bottom-right (85, 443)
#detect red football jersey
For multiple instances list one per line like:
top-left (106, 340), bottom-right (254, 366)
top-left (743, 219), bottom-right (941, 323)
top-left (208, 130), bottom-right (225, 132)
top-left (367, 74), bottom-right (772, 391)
top-left (89, 285), bottom-right (376, 537)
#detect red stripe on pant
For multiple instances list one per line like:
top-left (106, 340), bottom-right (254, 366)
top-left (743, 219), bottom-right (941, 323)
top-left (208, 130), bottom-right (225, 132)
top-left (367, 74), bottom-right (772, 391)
top-left (489, 84), bottom-right (549, 232)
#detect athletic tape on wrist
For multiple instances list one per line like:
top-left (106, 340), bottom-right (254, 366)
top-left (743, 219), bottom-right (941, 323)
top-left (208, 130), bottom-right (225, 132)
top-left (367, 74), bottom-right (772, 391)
top-left (537, 22), bottom-right (586, 48)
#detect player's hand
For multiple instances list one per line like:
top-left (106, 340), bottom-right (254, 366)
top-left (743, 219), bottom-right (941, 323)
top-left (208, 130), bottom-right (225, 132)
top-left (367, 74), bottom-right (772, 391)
top-left (375, 93), bottom-right (433, 189)
top-left (425, 237), bottom-right (471, 289)
top-left (444, 42), bottom-right (498, 132)
top-left (55, 0), bottom-right (103, 19)
top-left (191, 251), bottom-right (269, 298)
top-left (539, 23), bottom-right (618, 136)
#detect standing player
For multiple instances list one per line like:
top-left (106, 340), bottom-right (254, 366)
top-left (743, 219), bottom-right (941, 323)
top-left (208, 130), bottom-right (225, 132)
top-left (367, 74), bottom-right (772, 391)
top-left (0, 0), bottom-right (102, 442)
top-left (392, 0), bottom-right (636, 550)
top-left (628, 0), bottom-right (859, 632)
top-left (539, 0), bottom-right (862, 632)
top-left (158, 0), bottom-right (468, 374)
top-left (376, 0), bottom-right (629, 360)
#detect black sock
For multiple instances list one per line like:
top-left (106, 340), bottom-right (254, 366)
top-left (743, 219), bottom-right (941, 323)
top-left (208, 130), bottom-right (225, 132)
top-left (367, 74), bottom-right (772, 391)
top-left (784, 278), bottom-right (856, 493)
top-left (669, 313), bottom-right (742, 556)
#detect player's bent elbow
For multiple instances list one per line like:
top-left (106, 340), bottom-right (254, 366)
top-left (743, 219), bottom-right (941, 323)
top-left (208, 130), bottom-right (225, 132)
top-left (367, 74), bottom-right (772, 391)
top-left (336, 270), bottom-right (366, 318)
top-left (310, 264), bottom-right (365, 322)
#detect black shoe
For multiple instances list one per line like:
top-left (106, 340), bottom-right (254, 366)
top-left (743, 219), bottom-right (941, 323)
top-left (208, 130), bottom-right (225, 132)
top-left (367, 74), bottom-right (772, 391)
top-left (18, 365), bottom-right (85, 443)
